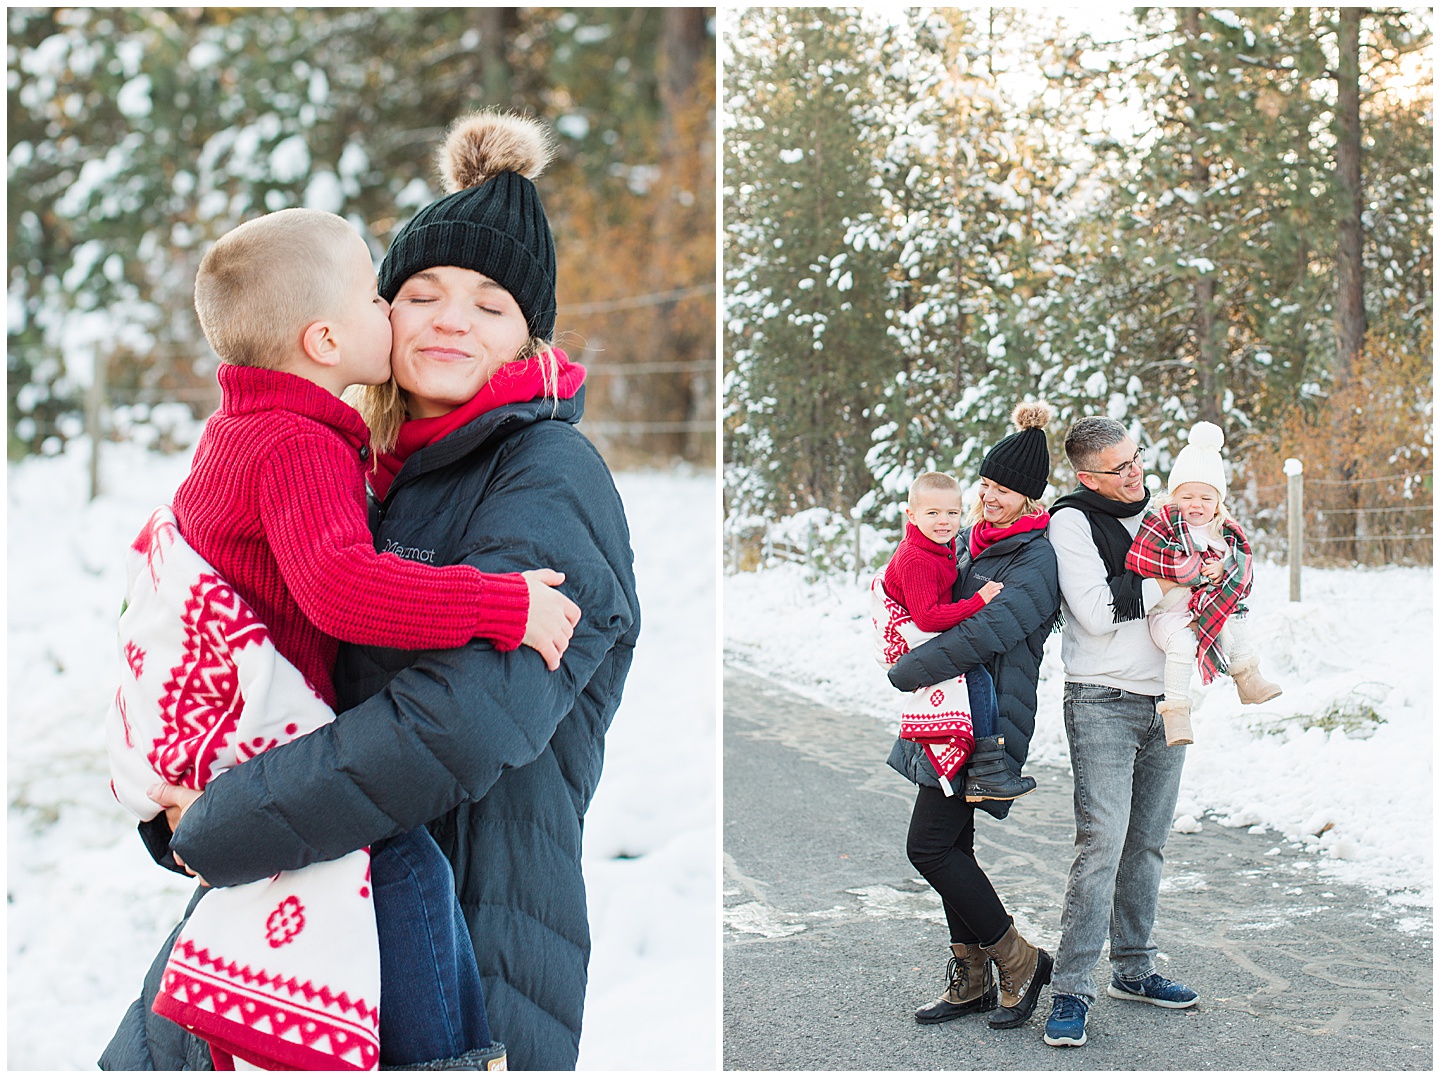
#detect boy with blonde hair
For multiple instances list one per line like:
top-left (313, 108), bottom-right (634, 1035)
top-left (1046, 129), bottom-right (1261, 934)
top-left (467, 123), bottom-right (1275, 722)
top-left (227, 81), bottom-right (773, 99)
top-left (109, 207), bottom-right (575, 1069)
top-left (872, 471), bottom-right (1035, 802)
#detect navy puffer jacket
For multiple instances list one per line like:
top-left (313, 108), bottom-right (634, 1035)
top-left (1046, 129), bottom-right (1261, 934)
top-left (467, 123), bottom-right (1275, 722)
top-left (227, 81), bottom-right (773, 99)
top-left (886, 524), bottom-right (1058, 786)
top-left (100, 387), bottom-right (639, 1071)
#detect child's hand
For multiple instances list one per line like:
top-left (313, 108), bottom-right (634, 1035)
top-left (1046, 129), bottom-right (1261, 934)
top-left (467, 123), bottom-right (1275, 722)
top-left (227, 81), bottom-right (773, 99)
top-left (148, 780), bottom-right (202, 831)
top-left (978, 580), bottom-right (1004, 604)
top-left (1199, 560), bottom-right (1225, 583)
top-left (521, 569), bottom-right (583, 671)
top-left (147, 781), bottom-right (209, 884)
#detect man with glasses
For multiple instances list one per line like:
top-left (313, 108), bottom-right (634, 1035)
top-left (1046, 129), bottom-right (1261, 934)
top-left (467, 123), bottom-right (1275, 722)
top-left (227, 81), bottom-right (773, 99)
top-left (1040, 417), bottom-right (1198, 1048)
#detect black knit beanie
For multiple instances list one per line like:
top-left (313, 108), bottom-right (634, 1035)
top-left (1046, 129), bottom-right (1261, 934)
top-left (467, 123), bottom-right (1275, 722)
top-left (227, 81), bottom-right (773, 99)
top-left (979, 402), bottom-right (1053, 499)
top-left (379, 111), bottom-right (558, 341)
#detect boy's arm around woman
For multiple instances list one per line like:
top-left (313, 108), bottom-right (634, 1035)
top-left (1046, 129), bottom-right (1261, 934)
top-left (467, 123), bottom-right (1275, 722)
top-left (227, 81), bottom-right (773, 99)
top-left (889, 529), bottom-right (1058, 696)
top-left (167, 418), bottom-right (639, 889)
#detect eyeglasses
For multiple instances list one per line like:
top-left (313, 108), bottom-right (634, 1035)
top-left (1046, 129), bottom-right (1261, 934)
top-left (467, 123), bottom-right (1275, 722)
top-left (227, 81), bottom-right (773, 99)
top-left (1080, 450), bottom-right (1143, 477)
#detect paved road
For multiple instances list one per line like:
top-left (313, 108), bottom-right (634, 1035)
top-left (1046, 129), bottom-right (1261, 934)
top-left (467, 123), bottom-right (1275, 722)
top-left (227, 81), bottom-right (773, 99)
top-left (723, 665), bottom-right (1433, 1071)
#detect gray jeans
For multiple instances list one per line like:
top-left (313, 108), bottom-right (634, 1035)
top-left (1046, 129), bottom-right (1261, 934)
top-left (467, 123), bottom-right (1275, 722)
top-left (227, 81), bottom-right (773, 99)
top-left (1051, 682), bottom-right (1187, 1006)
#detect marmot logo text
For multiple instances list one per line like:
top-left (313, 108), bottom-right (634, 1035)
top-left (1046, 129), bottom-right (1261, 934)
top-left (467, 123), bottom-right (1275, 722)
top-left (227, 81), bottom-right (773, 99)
top-left (383, 539), bottom-right (436, 564)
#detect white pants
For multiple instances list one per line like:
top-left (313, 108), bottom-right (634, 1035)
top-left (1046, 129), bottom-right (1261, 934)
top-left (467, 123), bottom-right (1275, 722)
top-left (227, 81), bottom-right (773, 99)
top-left (1149, 592), bottom-right (1256, 702)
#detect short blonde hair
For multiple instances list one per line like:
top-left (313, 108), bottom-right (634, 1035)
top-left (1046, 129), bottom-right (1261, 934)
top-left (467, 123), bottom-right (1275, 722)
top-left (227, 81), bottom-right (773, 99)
top-left (194, 208), bottom-right (361, 368)
top-left (908, 471), bottom-right (962, 507)
top-left (348, 337), bottom-right (561, 455)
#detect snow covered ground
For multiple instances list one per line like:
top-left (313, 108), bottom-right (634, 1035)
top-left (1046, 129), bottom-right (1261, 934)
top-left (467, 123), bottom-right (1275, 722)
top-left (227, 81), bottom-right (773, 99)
top-left (6, 439), bottom-right (717, 1070)
top-left (726, 555), bottom-right (1433, 930)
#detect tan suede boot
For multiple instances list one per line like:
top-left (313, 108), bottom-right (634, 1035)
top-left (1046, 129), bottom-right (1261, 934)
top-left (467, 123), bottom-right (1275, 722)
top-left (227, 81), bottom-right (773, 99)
top-left (1157, 697), bottom-right (1193, 747)
top-left (914, 942), bottom-right (997, 1023)
top-left (981, 924), bottom-right (1052, 1029)
top-left (1231, 658), bottom-right (1282, 705)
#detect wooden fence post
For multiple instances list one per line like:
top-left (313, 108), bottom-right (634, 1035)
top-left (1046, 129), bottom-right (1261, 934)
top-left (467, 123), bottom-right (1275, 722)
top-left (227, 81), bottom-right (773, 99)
top-left (1284, 458), bottom-right (1304, 601)
top-left (852, 506), bottom-right (862, 582)
top-left (84, 347), bottom-right (109, 502)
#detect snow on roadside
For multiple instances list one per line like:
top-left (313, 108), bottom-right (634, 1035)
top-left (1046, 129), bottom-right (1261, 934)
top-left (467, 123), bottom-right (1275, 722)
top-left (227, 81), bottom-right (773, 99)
top-left (6, 439), bottom-right (716, 1070)
top-left (724, 558), bottom-right (1432, 925)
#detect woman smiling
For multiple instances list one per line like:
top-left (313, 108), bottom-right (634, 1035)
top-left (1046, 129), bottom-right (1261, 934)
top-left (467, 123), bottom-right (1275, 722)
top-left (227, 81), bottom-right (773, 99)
top-left (886, 402), bottom-right (1061, 1032)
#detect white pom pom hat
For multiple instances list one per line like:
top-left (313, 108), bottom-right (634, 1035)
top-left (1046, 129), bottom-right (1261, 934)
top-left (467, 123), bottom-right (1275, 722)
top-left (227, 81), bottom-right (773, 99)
top-left (1167, 421), bottom-right (1228, 501)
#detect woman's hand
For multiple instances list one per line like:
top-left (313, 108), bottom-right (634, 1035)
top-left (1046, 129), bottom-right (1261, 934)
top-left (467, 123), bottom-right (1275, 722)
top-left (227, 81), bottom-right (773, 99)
top-left (978, 580), bottom-right (1004, 604)
top-left (147, 781), bottom-right (208, 884)
top-left (521, 568), bottom-right (583, 671)
top-left (1155, 577), bottom-right (1185, 594)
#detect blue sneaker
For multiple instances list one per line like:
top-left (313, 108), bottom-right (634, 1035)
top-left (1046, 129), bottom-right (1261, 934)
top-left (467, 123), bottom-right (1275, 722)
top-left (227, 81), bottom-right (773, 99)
top-left (1107, 972), bottom-right (1199, 1009)
top-left (1043, 993), bottom-right (1088, 1046)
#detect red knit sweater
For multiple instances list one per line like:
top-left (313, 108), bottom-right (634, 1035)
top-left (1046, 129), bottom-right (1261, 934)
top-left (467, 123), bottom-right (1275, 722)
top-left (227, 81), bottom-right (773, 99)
top-left (882, 521), bottom-right (986, 633)
top-left (169, 364), bottom-right (529, 707)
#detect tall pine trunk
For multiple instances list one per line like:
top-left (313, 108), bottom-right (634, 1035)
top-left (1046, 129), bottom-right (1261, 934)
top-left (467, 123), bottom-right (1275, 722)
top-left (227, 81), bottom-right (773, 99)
top-left (475, 8), bottom-right (516, 106)
top-left (1183, 8), bottom-right (1225, 427)
top-left (643, 7), bottom-right (708, 460)
top-left (1334, 7), bottom-right (1367, 387)
top-left (1333, 7), bottom-right (1367, 559)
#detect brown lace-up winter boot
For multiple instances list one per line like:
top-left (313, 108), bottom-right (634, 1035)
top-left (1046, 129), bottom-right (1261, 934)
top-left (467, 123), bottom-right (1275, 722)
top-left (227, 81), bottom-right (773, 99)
top-left (981, 923), bottom-right (1052, 1029)
top-left (914, 942), bottom-right (997, 1024)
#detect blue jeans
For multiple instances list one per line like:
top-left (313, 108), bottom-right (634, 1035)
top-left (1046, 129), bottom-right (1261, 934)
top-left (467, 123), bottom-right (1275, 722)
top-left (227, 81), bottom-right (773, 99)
top-left (371, 828), bottom-right (492, 1065)
top-left (966, 665), bottom-right (999, 741)
top-left (1051, 682), bottom-right (1186, 1006)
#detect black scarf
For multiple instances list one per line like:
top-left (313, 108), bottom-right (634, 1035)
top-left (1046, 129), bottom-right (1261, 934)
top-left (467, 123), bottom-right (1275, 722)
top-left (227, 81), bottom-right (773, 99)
top-left (1051, 485), bottom-right (1152, 623)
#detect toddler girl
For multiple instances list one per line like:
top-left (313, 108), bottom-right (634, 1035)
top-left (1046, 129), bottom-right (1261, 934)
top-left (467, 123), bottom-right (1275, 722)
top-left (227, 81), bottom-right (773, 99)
top-left (1125, 422), bottom-right (1281, 746)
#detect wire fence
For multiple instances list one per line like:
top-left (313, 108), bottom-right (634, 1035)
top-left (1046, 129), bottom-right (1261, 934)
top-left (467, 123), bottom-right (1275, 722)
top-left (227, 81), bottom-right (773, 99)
top-left (727, 461), bottom-right (1434, 581)
top-left (1244, 465), bottom-right (1431, 569)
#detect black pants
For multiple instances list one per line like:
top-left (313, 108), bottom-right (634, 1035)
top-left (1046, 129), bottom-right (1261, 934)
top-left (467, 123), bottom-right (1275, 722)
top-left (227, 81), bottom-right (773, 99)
top-left (906, 783), bottom-right (1011, 947)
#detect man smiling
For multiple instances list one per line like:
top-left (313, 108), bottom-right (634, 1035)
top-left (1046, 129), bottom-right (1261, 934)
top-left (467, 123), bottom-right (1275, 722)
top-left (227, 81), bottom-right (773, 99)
top-left (1041, 417), bottom-right (1199, 1047)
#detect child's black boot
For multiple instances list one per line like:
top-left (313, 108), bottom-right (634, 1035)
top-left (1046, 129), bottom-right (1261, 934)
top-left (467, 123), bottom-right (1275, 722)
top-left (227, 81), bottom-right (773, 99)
top-left (963, 736), bottom-right (1036, 802)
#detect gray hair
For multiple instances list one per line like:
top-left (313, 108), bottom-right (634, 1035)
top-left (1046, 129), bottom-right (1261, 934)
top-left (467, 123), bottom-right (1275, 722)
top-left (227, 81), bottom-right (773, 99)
top-left (1065, 417), bottom-right (1130, 472)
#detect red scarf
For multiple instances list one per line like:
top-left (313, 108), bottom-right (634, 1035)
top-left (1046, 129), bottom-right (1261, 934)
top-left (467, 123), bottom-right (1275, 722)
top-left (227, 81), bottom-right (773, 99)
top-left (371, 349), bottom-right (586, 499)
top-left (969, 511), bottom-right (1050, 558)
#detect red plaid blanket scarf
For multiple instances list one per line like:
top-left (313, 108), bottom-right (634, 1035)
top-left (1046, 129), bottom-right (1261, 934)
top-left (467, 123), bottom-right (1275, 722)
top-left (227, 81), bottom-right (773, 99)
top-left (1124, 503), bottom-right (1253, 683)
top-left (870, 574), bottom-right (974, 795)
top-left (105, 507), bottom-right (381, 1071)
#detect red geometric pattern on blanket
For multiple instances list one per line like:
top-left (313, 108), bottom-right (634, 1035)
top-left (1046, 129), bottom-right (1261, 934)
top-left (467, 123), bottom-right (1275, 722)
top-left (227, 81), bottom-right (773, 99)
top-left (265, 896), bottom-right (306, 948)
top-left (114, 687), bottom-right (133, 749)
top-left (154, 937), bottom-right (379, 1072)
top-left (150, 572), bottom-right (271, 789)
top-left (876, 584), bottom-right (914, 666)
top-left (134, 508), bottom-right (180, 586)
top-left (900, 705), bottom-right (974, 786)
top-left (921, 740), bottom-right (970, 786)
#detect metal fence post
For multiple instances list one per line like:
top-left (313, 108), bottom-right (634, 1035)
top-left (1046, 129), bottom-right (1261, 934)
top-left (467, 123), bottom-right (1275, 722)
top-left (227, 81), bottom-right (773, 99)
top-left (1284, 458), bottom-right (1304, 601)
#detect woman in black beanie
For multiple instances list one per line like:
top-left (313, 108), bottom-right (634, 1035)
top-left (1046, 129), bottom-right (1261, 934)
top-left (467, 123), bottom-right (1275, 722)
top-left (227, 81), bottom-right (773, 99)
top-left (105, 112), bottom-right (640, 1071)
top-left (885, 402), bottom-right (1062, 1033)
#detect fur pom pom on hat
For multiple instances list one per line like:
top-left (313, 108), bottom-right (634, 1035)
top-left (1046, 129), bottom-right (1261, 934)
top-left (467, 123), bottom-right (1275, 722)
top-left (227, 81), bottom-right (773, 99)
top-left (1168, 420), bottom-right (1228, 501)
top-left (980, 400), bottom-right (1053, 500)
top-left (379, 110), bottom-right (558, 339)
top-left (439, 111), bottom-right (554, 191)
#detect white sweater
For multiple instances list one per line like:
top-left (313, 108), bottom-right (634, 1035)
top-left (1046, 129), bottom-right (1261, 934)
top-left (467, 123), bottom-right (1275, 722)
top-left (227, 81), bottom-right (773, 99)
top-left (1050, 505), bottom-right (1166, 695)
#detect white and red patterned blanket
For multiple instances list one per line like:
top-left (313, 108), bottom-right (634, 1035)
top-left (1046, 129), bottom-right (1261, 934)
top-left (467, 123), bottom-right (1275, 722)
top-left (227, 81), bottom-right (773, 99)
top-left (869, 574), bottom-right (974, 796)
top-left (106, 506), bottom-right (380, 1071)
